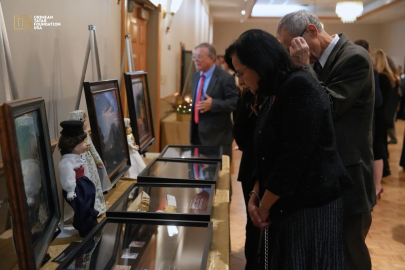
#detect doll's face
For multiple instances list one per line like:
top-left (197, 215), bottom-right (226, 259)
top-left (82, 118), bottom-right (88, 130)
top-left (72, 141), bottom-right (87, 155)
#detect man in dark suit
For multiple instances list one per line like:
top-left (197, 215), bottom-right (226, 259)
top-left (190, 43), bottom-right (238, 159)
top-left (278, 10), bottom-right (376, 270)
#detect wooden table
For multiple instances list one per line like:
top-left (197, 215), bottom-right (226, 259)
top-left (0, 154), bottom-right (231, 270)
top-left (160, 113), bottom-right (190, 148)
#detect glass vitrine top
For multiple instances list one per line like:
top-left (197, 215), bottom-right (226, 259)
top-left (161, 146), bottom-right (222, 160)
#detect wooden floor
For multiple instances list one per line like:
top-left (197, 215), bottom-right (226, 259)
top-left (229, 120), bottom-right (405, 270)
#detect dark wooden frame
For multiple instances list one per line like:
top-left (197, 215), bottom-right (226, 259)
top-left (0, 97), bottom-right (60, 269)
top-left (124, 71), bottom-right (155, 154)
top-left (57, 217), bottom-right (212, 270)
top-left (107, 183), bottom-right (214, 221)
top-left (84, 79), bottom-right (131, 186)
top-left (158, 145), bottom-right (223, 166)
top-left (137, 158), bottom-right (220, 186)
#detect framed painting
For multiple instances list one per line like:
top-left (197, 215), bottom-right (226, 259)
top-left (84, 80), bottom-right (131, 186)
top-left (107, 183), bottom-right (214, 221)
top-left (124, 71), bottom-right (154, 154)
top-left (0, 97), bottom-right (61, 269)
top-left (57, 217), bottom-right (212, 270)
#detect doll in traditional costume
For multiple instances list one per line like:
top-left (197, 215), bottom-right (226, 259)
top-left (123, 118), bottom-right (146, 178)
top-left (69, 110), bottom-right (111, 215)
top-left (58, 121), bottom-right (98, 237)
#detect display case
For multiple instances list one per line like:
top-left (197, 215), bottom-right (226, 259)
top-left (84, 79), bottom-right (131, 186)
top-left (158, 145), bottom-right (223, 166)
top-left (137, 158), bottom-right (220, 186)
top-left (57, 218), bottom-right (212, 270)
top-left (0, 98), bottom-right (60, 269)
top-left (107, 183), bottom-right (214, 221)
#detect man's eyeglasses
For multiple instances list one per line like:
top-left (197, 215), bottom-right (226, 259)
top-left (234, 66), bottom-right (248, 79)
top-left (300, 28), bottom-right (306, 37)
top-left (192, 54), bottom-right (206, 61)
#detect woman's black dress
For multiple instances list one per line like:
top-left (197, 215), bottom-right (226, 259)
top-left (254, 70), bottom-right (351, 269)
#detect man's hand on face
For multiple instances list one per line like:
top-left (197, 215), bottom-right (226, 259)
top-left (289, 37), bottom-right (310, 67)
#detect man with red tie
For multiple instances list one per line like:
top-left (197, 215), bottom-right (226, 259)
top-left (190, 43), bottom-right (238, 160)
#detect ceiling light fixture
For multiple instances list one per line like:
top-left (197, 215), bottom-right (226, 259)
top-left (241, 10), bottom-right (246, 15)
top-left (335, 1), bottom-right (363, 23)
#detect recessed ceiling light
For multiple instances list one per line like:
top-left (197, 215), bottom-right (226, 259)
top-left (241, 10), bottom-right (246, 15)
top-left (240, 19), bottom-right (244, 23)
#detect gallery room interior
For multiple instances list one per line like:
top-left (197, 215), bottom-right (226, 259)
top-left (0, 0), bottom-right (404, 269)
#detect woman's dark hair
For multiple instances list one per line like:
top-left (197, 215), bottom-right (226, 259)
top-left (228, 29), bottom-right (296, 97)
top-left (58, 133), bottom-right (87, 156)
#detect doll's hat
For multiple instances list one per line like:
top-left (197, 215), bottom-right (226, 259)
top-left (124, 118), bottom-right (131, 127)
top-left (60, 121), bottom-right (84, 137)
top-left (69, 110), bottom-right (87, 121)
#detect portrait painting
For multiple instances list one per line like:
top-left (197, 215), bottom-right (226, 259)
top-left (124, 71), bottom-right (154, 154)
top-left (84, 80), bottom-right (130, 186)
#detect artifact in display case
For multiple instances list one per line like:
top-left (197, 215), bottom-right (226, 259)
top-left (107, 183), bottom-right (214, 221)
top-left (0, 98), bottom-right (61, 269)
top-left (137, 158), bottom-right (220, 186)
top-left (123, 118), bottom-right (146, 179)
top-left (159, 145), bottom-right (223, 165)
top-left (57, 218), bottom-right (212, 270)
top-left (84, 80), bottom-right (130, 186)
top-left (124, 71), bottom-right (155, 154)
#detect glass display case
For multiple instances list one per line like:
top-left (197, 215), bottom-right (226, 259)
top-left (158, 145), bottom-right (222, 166)
top-left (137, 158), bottom-right (220, 186)
top-left (57, 218), bottom-right (212, 270)
top-left (107, 183), bottom-right (214, 221)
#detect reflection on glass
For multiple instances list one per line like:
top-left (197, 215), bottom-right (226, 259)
top-left (94, 90), bottom-right (125, 175)
top-left (119, 186), bottom-right (211, 215)
top-left (132, 81), bottom-right (150, 141)
top-left (162, 146), bottom-right (221, 160)
top-left (15, 113), bottom-right (51, 264)
top-left (144, 160), bottom-right (217, 181)
top-left (62, 221), bottom-right (209, 270)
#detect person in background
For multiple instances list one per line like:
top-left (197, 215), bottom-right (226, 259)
top-left (354, 40), bottom-right (384, 200)
top-left (225, 43), bottom-right (262, 269)
top-left (230, 29), bottom-right (351, 269)
top-left (386, 56), bottom-right (401, 144)
top-left (278, 10), bottom-right (375, 270)
top-left (189, 43), bottom-right (239, 160)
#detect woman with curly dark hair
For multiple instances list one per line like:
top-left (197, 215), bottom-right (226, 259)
top-left (228, 29), bottom-right (352, 269)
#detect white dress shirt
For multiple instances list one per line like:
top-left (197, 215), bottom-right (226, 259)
top-left (318, 34), bottom-right (340, 68)
top-left (59, 154), bottom-right (90, 199)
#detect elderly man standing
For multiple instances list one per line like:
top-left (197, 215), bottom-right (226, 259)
top-left (190, 43), bottom-right (238, 159)
top-left (278, 10), bottom-right (376, 270)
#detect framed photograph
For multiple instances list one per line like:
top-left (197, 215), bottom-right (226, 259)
top-left (159, 145), bottom-right (223, 166)
top-left (84, 80), bottom-right (131, 186)
top-left (124, 71), bottom-right (154, 154)
top-left (57, 217), bottom-right (212, 270)
top-left (137, 158), bottom-right (220, 186)
top-left (107, 183), bottom-right (214, 221)
top-left (0, 97), bottom-right (61, 269)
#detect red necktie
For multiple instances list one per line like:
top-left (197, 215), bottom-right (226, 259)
top-left (194, 148), bottom-right (200, 179)
top-left (194, 74), bottom-right (205, 124)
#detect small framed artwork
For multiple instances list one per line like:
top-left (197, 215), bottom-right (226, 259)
top-left (57, 217), bottom-right (212, 270)
top-left (0, 97), bottom-right (61, 269)
top-left (124, 71), bottom-right (154, 154)
top-left (84, 80), bottom-right (131, 186)
top-left (137, 158), bottom-right (220, 186)
top-left (107, 183), bottom-right (214, 221)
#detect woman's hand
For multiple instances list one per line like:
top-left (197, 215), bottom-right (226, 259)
top-left (67, 194), bottom-right (77, 201)
top-left (248, 195), bottom-right (271, 229)
top-left (258, 207), bottom-right (270, 225)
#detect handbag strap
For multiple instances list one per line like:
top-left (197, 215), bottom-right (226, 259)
top-left (264, 226), bottom-right (269, 270)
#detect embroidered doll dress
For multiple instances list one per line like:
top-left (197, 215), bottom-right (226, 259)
top-left (124, 133), bottom-right (146, 178)
top-left (59, 154), bottom-right (98, 237)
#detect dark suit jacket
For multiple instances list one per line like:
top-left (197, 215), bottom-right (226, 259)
top-left (254, 70), bottom-right (352, 220)
top-left (310, 33), bottom-right (376, 214)
top-left (190, 66), bottom-right (238, 146)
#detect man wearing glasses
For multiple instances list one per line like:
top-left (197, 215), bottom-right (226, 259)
top-left (189, 43), bottom-right (238, 160)
top-left (277, 10), bottom-right (375, 270)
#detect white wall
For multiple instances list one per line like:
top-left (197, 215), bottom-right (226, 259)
top-left (160, 0), bottom-right (212, 98)
top-left (213, 20), bottom-right (382, 57)
top-left (2, 0), bottom-right (121, 140)
top-left (379, 18), bottom-right (405, 68)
